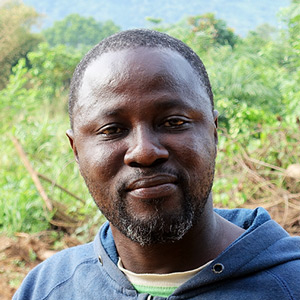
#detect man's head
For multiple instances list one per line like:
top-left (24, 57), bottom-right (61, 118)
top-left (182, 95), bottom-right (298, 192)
top-left (67, 29), bottom-right (218, 246)
top-left (69, 29), bottom-right (214, 128)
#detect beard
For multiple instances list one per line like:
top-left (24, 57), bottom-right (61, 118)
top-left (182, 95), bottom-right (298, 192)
top-left (82, 165), bottom-right (215, 246)
top-left (116, 194), bottom-right (197, 246)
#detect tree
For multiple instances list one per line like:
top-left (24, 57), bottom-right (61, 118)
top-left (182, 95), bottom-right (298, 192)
top-left (252, 23), bottom-right (277, 41)
top-left (187, 13), bottom-right (239, 48)
top-left (152, 13), bottom-right (239, 55)
top-left (278, 0), bottom-right (300, 117)
top-left (43, 14), bottom-right (120, 48)
top-left (0, 0), bottom-right (42, 89)
top-left (28, 43), bottom-right (82, 99)
top-left (280, 0), bottom-right (300, 67)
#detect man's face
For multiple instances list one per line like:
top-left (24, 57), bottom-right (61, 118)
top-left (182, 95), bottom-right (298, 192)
top-left (68, 47), bottom-right (218, 245)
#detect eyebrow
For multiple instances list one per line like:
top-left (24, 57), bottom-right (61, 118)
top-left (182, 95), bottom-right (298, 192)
top-left (100, 107), bottom-right (126, 118)
top-left (99, 71), bottom-right (181, 96)
top-left (98, 98), bottom-right (197, 120)
top-left (153, 98), bottom-right (195, 111)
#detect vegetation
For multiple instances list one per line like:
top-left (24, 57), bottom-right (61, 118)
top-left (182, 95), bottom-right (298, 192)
top-left (1, 1), bottom-right (300, 238)
top-left (23, 0), bottom-right (290, 36)
top-left (150, 13), bottom-right (240, 55)
top-left (0, 0), bottom-right (42, 89)
top-left (43, 14), bottom-right (120, 48)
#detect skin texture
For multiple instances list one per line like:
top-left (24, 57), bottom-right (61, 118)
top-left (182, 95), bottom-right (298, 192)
top-left (67, 47), bottom-right (245, 273)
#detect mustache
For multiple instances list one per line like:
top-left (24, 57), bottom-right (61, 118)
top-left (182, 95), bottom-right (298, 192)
top-left (116, 166), bottom-right (184, 196)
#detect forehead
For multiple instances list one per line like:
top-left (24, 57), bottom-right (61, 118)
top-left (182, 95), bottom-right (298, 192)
top-left (74, 47), bottom-right (211, 121)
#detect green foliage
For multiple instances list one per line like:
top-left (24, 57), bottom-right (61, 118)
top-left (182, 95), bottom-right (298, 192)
top-left (155, 14), bottom-right (290, 132)
top-left (0, 59), bottom-right (37, 133)
top-left (145, 17), bottom-right (163, 25)
top-left (205, 43), bottom-right (285, 131)
top-left (0, 0), bottom-right (42, 89)
top-left (43, 13), bottom-right (120, 48)
top-left (28, 43), bottom-right (83, 99)
top-left (210, 4), bottom-right (300, 208)
top-left (213, 118), bottom-right (300, 208)
top-left (1, 1), bottom-right (300, 235)
top-left (23, 0), bottom-right (289, 36)
top-left (248, 23), bottom-right (277, 41)
top-left (0, 51), bottom-right (97, 235)
top-left (0, 61), bottom-right (50, 233)
top-left (187, 13), bottom-right (239, 48)
top-left (154, 13), bottom-right (239, 55)
top-left (281, 1), bottom-right (300, 63)
top-left (278, 1), bottom-right (300, 118)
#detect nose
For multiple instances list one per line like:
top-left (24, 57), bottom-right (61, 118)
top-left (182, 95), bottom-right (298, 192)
top-left (124, 126), bottom-right (169, 167)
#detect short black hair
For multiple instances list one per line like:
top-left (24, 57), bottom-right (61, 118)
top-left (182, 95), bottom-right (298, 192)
top-left (69, 29), bottom-right (214, 127)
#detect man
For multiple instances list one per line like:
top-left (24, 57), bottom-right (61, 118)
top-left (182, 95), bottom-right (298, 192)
top-left (14, 29), bottom-right (300, 299)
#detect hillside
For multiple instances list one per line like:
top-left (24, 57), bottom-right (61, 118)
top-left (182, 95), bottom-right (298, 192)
top-left (23, 0), bottom-right (290, 36)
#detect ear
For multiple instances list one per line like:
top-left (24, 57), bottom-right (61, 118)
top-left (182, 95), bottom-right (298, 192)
top-left (213, 109), bottom-right (219, 144)
top-left (66, 129), bottom-right (79, 163)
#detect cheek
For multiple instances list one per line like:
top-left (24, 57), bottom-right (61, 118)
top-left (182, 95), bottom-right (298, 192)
top-left (171, 131), bottom-right (216, 170)
top-left (77, 139), bottom-right (125, 183)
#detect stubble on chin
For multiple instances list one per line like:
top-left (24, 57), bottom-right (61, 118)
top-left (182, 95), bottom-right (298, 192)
top-left (82, 165), bottom-right (215, 246)
top-left (111, 173), bottom-right (214, 246)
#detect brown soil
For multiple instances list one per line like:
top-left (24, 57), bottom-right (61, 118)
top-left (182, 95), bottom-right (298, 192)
top-left (0, 232), bottom-right (81, 300)
top-left (1, 207), bottom-right (299, 300)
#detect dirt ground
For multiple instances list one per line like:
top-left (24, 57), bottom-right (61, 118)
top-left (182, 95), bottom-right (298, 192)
top-left (0, 232), bottom-right (81, 300)
top-left (1, 206), bottom-right (299, 300)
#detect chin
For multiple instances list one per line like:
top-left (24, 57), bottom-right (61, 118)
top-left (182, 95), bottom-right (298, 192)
top-left (112, 202), bottom-right (199, 246)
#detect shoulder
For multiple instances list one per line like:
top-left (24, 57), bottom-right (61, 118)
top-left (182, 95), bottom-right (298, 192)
top-left (266, 259), bottom-right (300, 299)
top-left (13, 242), bottom-right (99, 300)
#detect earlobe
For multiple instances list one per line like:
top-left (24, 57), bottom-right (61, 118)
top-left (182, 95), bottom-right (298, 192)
top-left (66, 129), bottom-right (79, 163)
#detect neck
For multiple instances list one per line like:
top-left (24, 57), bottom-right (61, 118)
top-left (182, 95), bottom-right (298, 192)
top-left (111, 200), bottom-right (245, 274)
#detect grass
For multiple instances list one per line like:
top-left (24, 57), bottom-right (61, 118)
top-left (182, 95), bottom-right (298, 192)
top-left (0, 88), bottom-right (102, 235)
top-left (1, 87), bottom-right (300, 236)
top-left (1, 46), bottom-right (299, 237)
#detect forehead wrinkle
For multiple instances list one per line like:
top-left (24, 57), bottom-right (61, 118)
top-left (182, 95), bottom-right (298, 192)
top-left (153, 98), bottom-right (195, 112)
top-left (110, 72), bottom-right (181, 95)
top-left (76, 73), bottom-right (174, 112)
top-left (76, 72), bottom-right (183, 114)
top-left (97, 107), bottom-right (127, 119)
top-left (100, 98), bottom-right (193, 119)
top-left (74, 47), bottom-right (213, 125)
top-left (75, 78), bottom-right (211, 124)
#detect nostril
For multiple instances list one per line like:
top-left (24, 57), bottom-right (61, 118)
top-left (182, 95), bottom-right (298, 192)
top-left (152, 157), bottom-right (168, 167)
top-left (124, 129), bottom-right (169, 167)
top-left (129, 161), bottom-right (141, 168)
top-left (128, 157), bottom-right (167, 168)
top-left (124, 142), bottom-right (169, 167)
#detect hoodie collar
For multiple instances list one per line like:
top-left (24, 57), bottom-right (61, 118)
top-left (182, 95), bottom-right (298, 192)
top-left (94, 208), bottom-right (299, 293)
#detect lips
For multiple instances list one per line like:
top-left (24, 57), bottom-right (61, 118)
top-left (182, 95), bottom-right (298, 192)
top-left (126, 174), bottom-right (178, 199)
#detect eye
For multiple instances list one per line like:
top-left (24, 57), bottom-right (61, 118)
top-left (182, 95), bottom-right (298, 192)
top-left (163, 117), bottom-right (189, 129)
top-left (164, 118), bottom-right (185, 127)
top-left (101, 127), bottom-right (122, 135)
top-left (97, 124), bottom-right (127, 139)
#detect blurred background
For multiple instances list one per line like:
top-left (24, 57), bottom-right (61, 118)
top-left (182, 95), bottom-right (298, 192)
top-left (0, 0), bottom-right (299, 297)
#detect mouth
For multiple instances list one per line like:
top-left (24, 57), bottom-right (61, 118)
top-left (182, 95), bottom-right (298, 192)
top-left (126, 174), bottom-right (178, 200)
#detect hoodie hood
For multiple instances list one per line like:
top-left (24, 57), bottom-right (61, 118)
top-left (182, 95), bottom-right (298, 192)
top-left (211, 208), bottom-right (297, 276)
top-left (96, 207), bottom-right (300, 298)
top-left (14, 207), bottom-right (300, 300)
